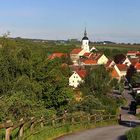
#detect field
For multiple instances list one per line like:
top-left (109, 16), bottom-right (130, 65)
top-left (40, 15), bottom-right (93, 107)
top-left (95, 44), bottom-right (140, 50)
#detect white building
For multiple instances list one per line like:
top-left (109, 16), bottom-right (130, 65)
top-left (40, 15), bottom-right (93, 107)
top-left (69, 70), bottom-right (87, 88)
top-left (127, 51), bottom-right (140, 58)
top-left (114, 64), bottom-right (128, 77)
top-left (97, 54), bottom-right (108, 65)
top-left (81, 29), bottom-right (90, 52)
top-left (70, 29), bottom-right (96, 65)
top-left (122, 57), bottom-right (131, 66)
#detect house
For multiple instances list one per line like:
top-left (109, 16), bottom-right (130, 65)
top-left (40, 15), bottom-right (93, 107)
top-left (70, 48), bottom-right (86, 65)
top-left (114, 54), bottom-right (126, 64)
top-left (105, 59), bottom-right (115, 68)
top-left (69, 69), bottom-right (87, 88)
top-left (129, 58), bottom-right (140, 66)
top-left (89, 53), bottom-right (108, 65)
top-left (135, 62), bottom-right (140, 72)
top-left (114, 64), bottom-right (128, 77)
top-left (110, 64), bottom-right (128, 80)
top-left (114, 54), bottom-right (131, 66)
top-left (48, 53), bottom-right (67, 60)
top-left (70, 29), bottom-right (96, 65)
top-left (111, 68), bottom-right (120, 80)
top-left (127, 51), bottom-right (140, 58)
top-left (122, 57), bottom-right (131, 66)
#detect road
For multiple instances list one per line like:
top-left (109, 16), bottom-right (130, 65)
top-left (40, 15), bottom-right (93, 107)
top-left (55, 89), bottom-right (140, 140)
top-left (55, 125), bottom-right (131, 140)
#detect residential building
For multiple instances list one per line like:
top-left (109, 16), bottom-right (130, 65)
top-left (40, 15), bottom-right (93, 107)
top-left (114, 64), bottom-right (128, 77)
top-left (69, 69), bottom-right (87, 88)
top-left (127, 51), bottom-right (140, 58)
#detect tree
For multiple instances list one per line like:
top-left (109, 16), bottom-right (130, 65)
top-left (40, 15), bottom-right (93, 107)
top-left (126, 65), bottom-right (137, 83)
top-left (80, 65), bottom-right (112, 96)
top-left (131, 72), bottom-right (140, 87)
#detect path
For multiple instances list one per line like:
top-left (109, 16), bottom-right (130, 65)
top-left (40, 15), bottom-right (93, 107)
top-left (55, 89), bottom-right (140, 140)
top-left (55, 125), bottom-right (131, 140)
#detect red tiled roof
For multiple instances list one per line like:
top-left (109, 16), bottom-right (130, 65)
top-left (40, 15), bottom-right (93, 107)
top-left (135, 62), bottom-right (140, 70)
top-left (116, 64), bottom-right (128, 71)
top-left (71, 48), bottom-right (83, 54)
top-left (105, 60), bottom-right (114, 67)
top-left (83, 52), bottom-right (91, 57)
top-left (89, 53), bottom-right (103, 61)
top-left (136, 52), bottom-right (140, 56)
top-left (76, 70), bottom-right (87, 78)
top-left (48, 53), bottom-right (67, 60)
top-left (81, 59), bottom-right (97, 65)
top-left (129, 58), bottom-right (139, 66)
top-left (127, 51), bottom-right (139, 54)
top-left (111, 68), bottom-right (120, 78)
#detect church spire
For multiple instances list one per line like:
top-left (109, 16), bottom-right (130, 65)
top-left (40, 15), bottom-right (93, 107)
top-left (82, 28), bottom-right (90, 52)
top-left (84, 27), bottom-right (87, 37)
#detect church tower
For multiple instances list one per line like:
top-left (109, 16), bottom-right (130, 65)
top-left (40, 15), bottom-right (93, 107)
top-left (81, 28), bottom-right (90, 52)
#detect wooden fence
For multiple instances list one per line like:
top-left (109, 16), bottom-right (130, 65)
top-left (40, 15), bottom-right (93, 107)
top-left (0, 113), bottom-right (117, 140)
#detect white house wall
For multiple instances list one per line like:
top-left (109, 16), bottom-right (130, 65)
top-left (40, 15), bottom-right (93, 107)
top-left (123, 58), bottom-right (131, 66)
top-left (114, 65), bottom-right (121, 77)
top-left (97, 55), bottom-right (108, 65)
top-left (114, 65), bottom-right (127, 77)
top-left (69, 72), bottom-right (83, 88)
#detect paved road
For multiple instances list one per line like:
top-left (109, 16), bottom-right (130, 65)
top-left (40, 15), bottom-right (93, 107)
top-left (55, 89), bottom-right (139, 140)
top-left (55, 125), bottom-right (131, 140)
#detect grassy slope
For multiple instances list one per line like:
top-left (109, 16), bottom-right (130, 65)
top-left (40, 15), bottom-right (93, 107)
top-left (126, 127), bottom-right (140, 140)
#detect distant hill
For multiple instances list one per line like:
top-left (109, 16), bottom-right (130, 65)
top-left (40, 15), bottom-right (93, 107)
top-left (94, 41), bottom-right (116, 45)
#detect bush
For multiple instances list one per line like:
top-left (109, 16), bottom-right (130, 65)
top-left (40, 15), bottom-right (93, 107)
top-left (126, 127), bottom-right (140, 140)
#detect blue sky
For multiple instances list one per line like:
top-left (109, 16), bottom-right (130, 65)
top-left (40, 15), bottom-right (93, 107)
top-left (0, 0), bottom-right (140, 43)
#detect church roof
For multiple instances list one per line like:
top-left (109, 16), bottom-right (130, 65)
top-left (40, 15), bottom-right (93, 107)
top-left (82, 28), bottom-right (89, 40)
top-left (82, 36), bottom-right (89, 40)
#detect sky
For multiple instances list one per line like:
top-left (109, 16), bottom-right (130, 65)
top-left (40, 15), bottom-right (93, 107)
top-left (0, 0), bottom-right (140, 43)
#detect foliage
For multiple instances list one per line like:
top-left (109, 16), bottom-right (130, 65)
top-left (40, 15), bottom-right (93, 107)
top-left (75, 66), bottom-right (123, 114)
top-left (126, 127), bottom-right (140, 140)
top-left (0, 35), bottom-right (126, 122)
top-left (126, 65), bottom-right (137, 83)
top-left (0, 36), bottom-right (74, 121)
top-left (131, 72), bottom-right (140, 86)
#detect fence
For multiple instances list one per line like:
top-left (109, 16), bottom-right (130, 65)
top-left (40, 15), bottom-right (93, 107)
top-left (0, 113), bottom-right (117, 140)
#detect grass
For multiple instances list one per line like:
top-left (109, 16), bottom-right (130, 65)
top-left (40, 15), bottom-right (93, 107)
top-left (0, 128), bottom-right (19, 140)
top-left (126, 127), bottom-right (140, 140)
top-left (25, 119), bottom-right (118, 140)
top-left (95, 44), bottom-right (140, 50)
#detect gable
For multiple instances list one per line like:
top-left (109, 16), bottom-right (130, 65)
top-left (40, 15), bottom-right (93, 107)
top-left (123, 57), bottom-right (131, 66)
top-left (97, 54), bottom-right (108, 64)
top-left (69, 72), bottom-right (82, 81)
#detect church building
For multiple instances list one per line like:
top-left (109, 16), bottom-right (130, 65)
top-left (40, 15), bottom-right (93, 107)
top-left (70, 29), bottom-right (95, 65)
